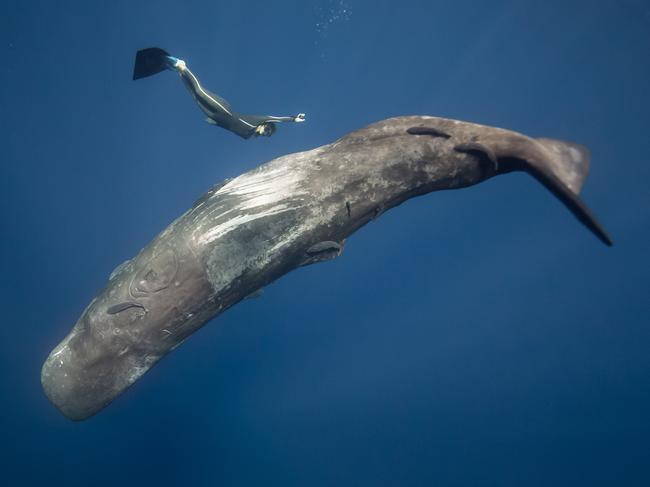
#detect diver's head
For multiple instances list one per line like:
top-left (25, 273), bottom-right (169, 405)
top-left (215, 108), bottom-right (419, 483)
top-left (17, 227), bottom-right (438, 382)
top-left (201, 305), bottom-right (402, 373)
top-left (255, 123), bottom-right (276, 137)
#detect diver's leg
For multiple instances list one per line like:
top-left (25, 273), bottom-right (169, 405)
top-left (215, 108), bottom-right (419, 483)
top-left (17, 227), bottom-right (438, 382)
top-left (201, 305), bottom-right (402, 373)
top-left (165, 58), bottom-right (234, 118)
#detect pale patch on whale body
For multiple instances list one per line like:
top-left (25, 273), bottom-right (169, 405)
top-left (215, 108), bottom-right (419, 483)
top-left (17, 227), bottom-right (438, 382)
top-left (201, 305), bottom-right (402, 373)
top-left (197, 205), bottom-right (296, 246)
top-left (218, 164), bottom-right (308, 211)
top-left (195, 150), bottom-right (324, 247)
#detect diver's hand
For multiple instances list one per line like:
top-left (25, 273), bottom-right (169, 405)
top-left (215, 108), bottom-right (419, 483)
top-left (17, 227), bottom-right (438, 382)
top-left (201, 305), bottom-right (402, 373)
top-left (294, 113), bottom-right (306, 123)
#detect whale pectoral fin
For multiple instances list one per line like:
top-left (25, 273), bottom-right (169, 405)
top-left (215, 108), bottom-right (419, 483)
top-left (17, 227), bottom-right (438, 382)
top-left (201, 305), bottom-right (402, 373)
top-left (372, 203), bottom-right (386, 220)
top-left (407, 126), bottom-right (451, 139)
top-left (306, 241), bottom-right (342, 255)
top-left (244, 288), bottom-right (264, 300)
top-left (301, 240), bottom-right (344, 266)
top-left (205, 118), bottom-right (217, 125)
top-left (454, 142), bottom-right (499, 171)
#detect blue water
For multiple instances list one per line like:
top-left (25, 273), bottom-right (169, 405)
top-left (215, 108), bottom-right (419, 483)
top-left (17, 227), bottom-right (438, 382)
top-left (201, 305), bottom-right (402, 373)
top-left (2, 1), bottom-right (649, 485)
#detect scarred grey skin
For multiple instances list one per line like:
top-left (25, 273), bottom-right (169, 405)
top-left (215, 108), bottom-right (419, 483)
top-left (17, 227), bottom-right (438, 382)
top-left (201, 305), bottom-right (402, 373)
top-left (41, 116), bottom-right (611, 420)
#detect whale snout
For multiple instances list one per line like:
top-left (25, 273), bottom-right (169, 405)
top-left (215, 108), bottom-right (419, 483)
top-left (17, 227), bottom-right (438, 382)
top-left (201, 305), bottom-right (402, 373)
top-left (41, 338), bottom-right (99, 421)
top-left (41, 305), bottom-right (162, 421)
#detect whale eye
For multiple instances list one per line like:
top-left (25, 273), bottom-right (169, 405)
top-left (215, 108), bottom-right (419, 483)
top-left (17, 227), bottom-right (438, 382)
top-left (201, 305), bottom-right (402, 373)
top-left (130, 246), bottom-right (178, 296)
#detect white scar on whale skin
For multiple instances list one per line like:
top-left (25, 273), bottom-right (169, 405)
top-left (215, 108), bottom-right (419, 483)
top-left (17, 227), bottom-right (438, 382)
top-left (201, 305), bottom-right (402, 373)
top-left (220, 164), bottom-right (307, 210)
top-left (197, 205), bottom-right (297, 246)
top-left (195, 152), bottom-right (320, 246)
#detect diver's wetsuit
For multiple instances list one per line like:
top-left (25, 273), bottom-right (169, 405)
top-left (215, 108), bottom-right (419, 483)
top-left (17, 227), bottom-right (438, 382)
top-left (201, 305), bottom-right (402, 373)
top-left (172, 59), bottom-right (301, 139)
top-left (132, 48), bottom-right (304, 139)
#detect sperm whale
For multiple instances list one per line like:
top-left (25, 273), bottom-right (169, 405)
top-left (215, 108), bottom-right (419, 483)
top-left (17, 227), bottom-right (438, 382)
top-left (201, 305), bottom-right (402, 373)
top-left (41, 115), bottom-right (611, 420)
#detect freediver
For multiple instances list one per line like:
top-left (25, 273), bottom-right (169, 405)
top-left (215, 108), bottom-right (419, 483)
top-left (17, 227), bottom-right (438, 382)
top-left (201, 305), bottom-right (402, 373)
top-left (133, 48), bottom-right (306, 139)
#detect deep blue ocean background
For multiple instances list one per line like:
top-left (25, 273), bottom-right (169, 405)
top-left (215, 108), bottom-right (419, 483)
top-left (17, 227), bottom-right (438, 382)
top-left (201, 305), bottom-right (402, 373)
top-left (2, 1), bottom-right (649, 485)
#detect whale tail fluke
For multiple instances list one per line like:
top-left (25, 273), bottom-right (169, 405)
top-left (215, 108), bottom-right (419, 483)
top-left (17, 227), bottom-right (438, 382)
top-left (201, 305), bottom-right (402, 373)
top-left (534, 138), bottom-right (592, 195)
top-left (133, 47), bottom-right (172, 80)
top-left (534, 138), bottom-right (612, 246)
top-left (499, 136), bottom-right (612, 246)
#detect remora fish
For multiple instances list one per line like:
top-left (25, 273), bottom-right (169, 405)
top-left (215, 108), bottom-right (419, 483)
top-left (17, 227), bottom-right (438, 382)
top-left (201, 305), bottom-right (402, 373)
top-left (41, 116), bottom-right (611, 420)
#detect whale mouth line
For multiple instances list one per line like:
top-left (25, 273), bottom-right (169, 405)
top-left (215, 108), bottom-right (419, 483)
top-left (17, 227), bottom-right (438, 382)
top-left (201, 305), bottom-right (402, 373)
top-left (106, 301), bottom-right (146, 315)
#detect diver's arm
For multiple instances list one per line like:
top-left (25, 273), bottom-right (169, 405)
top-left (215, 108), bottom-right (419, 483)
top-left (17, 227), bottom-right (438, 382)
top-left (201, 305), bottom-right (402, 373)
top-left (265, 113), bottom-right (306, 123)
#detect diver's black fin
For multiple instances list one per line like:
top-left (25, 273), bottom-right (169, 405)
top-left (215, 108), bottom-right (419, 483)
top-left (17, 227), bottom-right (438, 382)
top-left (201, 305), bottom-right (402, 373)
top-left (133, 47), bottom-right (171, 80)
